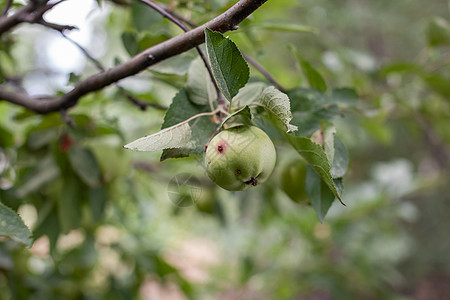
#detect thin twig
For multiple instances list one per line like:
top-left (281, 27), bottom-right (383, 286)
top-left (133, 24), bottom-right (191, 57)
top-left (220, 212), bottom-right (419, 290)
top-left (119, 88), bottom-right (167, 110)
top-left (61, 32), bottom-right (105, 71)
top-left (156, 1), bottom-right (285, 94)
top-left (138, 0), bottom-right (186, 29)
top-left (138, 0), bottom-right (223, 113)
top-left (243, 54), bottom-right (285, 92)
top-left (0, 0), bottom-right (76, 35)
top-left (165, 7), bottom-right (196, 28)
top-left (1, 0), bottom-right (13, 17)
top-left (61, 31), bottom-right (166, 111)
top-left (0, 0), bottom-right (269, 113)
top-left (60, 109), bottom-right (76, 128)
top-left (0, 0), bottom-right (77, 36)
top-left (37, 19), bottom-right (77, 32)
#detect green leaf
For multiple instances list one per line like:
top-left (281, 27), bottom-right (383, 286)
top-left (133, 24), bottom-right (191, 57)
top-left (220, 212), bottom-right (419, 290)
top-left (151, 50), bottom-right (196, 76)
top-left (89, 186), bottom-right (107, 222)
top-left (290, 46), bottom-right (327, 92)
top-left (68, 72), bottom-right (81, 84)
top-left (330, 136), bottom-right (349, 179)
top-left (423, 74), bottom-right (450, 99)
top-left (289, 88), bottom-right (339, 137)
top-left (0, 125), bottom-right (13, 147)
top-left (259, 86), bottom-right (298, 132)
top-left (161, 90), bottom-right (204, 128)
top-left (320, 120), bottom-right (336, 163)
top-left (204, 28), bottom-right (249, 102)
top-left (222, 106), bottom-right (253, 129)
top-left (334, 178), bottom-right (344, 196)
top-left (186, 56), bottom-right (217, 105)
top-left (305, 166), bottom-right (335, 222)
top-left (0, 202), bottom-right (33, 247)
top-left (288, 135), bottom-right (344, 205)
top-left (289, 88), bottom-right (335, 112)
top-left (15, 156), bottom-right (60, 198)
top-left (232, 82), bottom-right (267, 106)
top-left (58, 176), bottom-right (83, 234)
top-left (27, 128), bottom-right (58, 150)
top-left (121, 31), bottom-right (140, 57)
top-left (331, 88), bottom-right (359, 108)
top-left (131, 1), bottom-right (163, 32)
top-left (161, 117), bottom-right (215, 160)
top-left (33, 203), bottom-right (60, 255)
top-left (139, 33), bottom-right (171, 50)
top-left (379, 62), bottom-right (422, 76)
top-left (254, 22), bottom-right (318, 34)
top-left (360, 118), bottom-right (393, 145)
top-left (69, 146), bottom-right (101, 187)
top-left (427, 17), bottom-right (450, 47)
top-left (124, 122), bottom-right (192, 152)
top-left (160, 89), bottom-right (217, 160)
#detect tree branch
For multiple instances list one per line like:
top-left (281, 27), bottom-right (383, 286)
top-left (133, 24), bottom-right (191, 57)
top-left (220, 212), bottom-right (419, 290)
top-left (138, 0), bottom-right (222, 112)
top-left (156, 1), bottom-right (285, 93)
top-left (243, 54), bottom-right (286, 92)
top-left (61, 32), bottom-right (167, 111)
top-left (0, 0), bottom-right (268, 114)
top-left (0, 0), bottom-right (76, 36)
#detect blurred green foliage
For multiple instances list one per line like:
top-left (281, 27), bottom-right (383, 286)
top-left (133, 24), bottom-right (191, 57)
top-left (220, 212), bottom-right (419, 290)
top-left (1, 0), bottom-right (450, 299)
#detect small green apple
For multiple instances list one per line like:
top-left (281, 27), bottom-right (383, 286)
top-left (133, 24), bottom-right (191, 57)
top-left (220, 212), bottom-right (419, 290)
top-left (205, 125), bottom-right (276, 191)
top-left (280, 158), bottom-right (308, 203)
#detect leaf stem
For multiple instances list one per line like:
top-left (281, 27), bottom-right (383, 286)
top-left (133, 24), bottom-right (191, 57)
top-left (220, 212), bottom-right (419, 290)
top-left (140, 2), bottom-right (283, 114)
top-left (179, 109), bottom-right (222, 126)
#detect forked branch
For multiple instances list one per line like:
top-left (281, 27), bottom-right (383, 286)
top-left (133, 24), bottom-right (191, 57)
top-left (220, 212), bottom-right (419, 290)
top-left (0, 0), bottom-right (268, 114)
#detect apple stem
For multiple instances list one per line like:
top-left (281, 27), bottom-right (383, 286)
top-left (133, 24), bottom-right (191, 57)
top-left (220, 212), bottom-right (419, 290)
top-left (245, 177), bottom-right (258, 186)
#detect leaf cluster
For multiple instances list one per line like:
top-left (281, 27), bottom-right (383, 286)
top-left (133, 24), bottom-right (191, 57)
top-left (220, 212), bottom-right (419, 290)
top-left (124, 29), bottom-right (356, 221)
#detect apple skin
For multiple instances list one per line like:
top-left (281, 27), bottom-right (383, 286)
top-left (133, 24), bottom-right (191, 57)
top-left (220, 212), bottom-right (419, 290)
top-left (280, 158), bottom-right (308, 203)
top-left (205, 125), bottom-right (276, 191)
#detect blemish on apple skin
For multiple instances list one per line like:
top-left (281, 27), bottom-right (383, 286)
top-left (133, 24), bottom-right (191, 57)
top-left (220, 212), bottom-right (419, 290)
top-left (245, 177), bottom-right (258, 186)
top-left (217, 142), bottom-right (226, 153)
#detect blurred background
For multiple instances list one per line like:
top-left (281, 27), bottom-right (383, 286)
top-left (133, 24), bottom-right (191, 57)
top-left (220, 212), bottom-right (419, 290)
top-left (0, 0), bottom-right (449, 299)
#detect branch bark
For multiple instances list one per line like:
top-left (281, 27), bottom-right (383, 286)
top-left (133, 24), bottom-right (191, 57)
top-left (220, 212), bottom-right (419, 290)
top-left (0, 0), bottom-right (268, 114)
top-left (138, 0), bottom-right (222, 112)
top-left (157, 0), bottom-right (285, 93)
top-left (0, 0), bottom-right (75, 36)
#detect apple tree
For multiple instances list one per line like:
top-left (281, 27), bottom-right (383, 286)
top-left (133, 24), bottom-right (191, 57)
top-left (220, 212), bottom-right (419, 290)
top-left (5, 0), bottom-right (450, 299)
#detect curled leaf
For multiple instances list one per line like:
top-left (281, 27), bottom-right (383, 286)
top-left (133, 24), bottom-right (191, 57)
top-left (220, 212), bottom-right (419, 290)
top-left (259, 86), bottom-right (298, 133)
top-left (222, 106), bottom-right (253, 129)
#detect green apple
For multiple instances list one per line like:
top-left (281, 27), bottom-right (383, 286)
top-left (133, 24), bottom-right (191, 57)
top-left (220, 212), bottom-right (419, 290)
top-left (205, 125), bottom-right (276, 191)
top-left (279, 158), bottom-right (308, 203)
